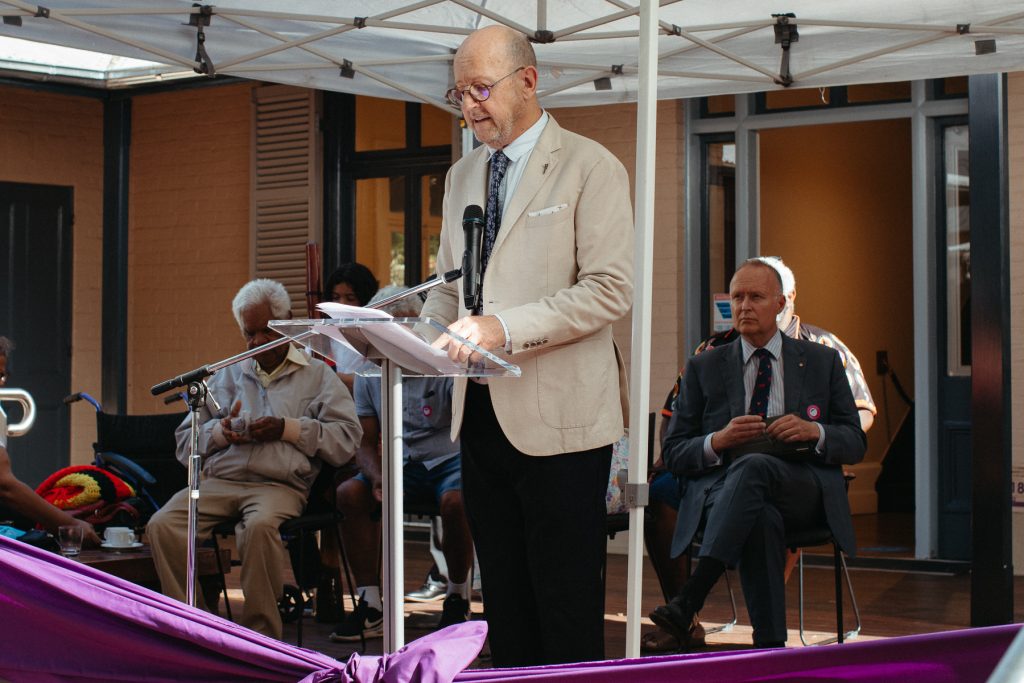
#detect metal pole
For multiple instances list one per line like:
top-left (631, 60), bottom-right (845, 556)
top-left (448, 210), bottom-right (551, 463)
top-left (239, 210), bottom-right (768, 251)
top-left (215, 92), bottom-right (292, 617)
top-left (184, 381), bottom-right (206, 607)
top-left (624, 0), bottom-right (658, 660)
top-left (381, 358), bottom-right (405, 651)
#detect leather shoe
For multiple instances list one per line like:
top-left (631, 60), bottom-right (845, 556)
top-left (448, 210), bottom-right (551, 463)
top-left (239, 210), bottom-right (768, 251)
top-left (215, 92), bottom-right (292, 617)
top-left (405, 577), bottom-right (447, 603)
top-left (649, 598), bottom-right (699, 652)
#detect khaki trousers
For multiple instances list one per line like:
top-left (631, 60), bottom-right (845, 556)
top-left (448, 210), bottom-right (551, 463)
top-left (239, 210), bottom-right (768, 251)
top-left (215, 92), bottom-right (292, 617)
top-left (147, 477), bottom-right (306, 639)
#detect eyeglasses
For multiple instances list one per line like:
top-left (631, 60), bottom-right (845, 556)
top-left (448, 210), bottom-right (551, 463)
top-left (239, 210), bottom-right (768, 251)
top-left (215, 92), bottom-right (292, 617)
top-left (445, 66), bottom-right (525, 108)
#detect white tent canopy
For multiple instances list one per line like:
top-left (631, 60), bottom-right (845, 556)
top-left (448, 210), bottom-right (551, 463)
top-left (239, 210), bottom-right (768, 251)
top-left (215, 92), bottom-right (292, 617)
top-left (2, 0), bottom-right (1022, 661)
top-left (1, 1), bottom-right (1023, 105)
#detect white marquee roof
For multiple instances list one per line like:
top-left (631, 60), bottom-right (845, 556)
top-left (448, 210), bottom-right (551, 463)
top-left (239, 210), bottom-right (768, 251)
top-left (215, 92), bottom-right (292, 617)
top-left (0, 1), bottom-right (1022, 106)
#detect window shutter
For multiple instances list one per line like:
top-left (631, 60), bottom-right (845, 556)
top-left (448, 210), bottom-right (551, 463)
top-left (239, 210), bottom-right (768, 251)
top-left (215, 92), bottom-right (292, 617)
top-left (251, 84), bottom-right (322, 314)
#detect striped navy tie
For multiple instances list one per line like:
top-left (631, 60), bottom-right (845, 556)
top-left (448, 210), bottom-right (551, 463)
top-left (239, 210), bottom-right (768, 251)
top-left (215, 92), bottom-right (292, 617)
top-left (481, 150), bottom-right (510, 277)
top-left (748, 348), bottom-right (773, 418)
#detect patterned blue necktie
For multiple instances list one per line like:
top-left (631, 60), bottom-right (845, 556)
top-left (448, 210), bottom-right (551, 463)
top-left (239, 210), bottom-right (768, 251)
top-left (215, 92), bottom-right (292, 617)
top-left (481, 150), bottom-right (510, 276)
top-left (748, 348), bottom-right (773, 418)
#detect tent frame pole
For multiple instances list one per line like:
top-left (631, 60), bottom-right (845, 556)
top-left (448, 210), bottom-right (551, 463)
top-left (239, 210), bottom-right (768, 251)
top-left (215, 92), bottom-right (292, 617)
top-left (624, 0), bottom-right (657, 660)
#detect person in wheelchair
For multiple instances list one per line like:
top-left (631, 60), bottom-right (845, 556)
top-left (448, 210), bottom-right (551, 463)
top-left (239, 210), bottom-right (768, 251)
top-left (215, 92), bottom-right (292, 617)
top-left (147, 279), bottom-right (362, 640)
top-left (0, 338), bottom-right (99, 545)
top-left (330, 287), bottom-right (475, 643)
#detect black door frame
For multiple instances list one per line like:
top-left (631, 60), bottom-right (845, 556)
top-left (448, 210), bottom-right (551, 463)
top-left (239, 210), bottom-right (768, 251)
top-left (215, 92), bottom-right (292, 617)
top-left (967, 73), bottom-right (1012, 626)
top-left (322, 94), bottom-right (452, 286)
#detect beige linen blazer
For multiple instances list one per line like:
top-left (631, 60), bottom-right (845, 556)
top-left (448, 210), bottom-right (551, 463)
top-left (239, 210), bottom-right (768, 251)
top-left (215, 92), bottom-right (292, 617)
top-left (419, 116), bottom-right (634, 456)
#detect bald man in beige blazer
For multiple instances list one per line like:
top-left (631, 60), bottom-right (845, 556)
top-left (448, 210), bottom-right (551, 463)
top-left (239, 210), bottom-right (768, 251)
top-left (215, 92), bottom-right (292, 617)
top-left (420, 26), bottom-right (633, 666)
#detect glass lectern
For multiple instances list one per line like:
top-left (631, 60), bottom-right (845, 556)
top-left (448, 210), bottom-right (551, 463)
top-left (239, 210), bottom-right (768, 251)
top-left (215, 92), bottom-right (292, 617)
top-left (271, 315), bottom-right (519, 651)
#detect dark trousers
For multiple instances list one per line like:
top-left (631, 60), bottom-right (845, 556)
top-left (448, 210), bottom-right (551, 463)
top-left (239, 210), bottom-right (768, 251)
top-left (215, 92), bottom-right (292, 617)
top-left (461, 381), bottom-right (612, 667)
top-left (699, 453), bottom-right (824, 644)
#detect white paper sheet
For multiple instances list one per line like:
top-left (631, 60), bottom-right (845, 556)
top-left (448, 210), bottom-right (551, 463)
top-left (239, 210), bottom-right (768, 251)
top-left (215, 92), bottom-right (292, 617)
top-left (316, 302), bottom-right (466, 375)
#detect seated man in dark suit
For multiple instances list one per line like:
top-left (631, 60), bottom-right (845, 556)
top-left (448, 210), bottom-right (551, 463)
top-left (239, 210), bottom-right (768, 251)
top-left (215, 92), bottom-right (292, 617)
top-left (650, 259), bottom-right (866, 650)
top-left (642, 255), bottom-right (877, 651)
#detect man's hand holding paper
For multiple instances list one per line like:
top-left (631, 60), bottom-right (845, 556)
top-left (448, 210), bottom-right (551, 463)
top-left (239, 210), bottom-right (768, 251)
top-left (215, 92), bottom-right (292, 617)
top-left (431, 315), bottom-right (506, 364)
top-left (765, 413), bottom-right (820, 443)
top-left (725, 414), bottom-right (818, 461)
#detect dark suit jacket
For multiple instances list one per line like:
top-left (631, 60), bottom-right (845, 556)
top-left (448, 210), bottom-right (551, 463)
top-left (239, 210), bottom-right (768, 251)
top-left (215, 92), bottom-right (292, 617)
top-left (662, 334), bottom-right (867, 558)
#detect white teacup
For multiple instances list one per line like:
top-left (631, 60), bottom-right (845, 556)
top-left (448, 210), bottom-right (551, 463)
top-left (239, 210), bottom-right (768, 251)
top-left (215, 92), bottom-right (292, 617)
top-left (104, 527), bottom-right (136, 547)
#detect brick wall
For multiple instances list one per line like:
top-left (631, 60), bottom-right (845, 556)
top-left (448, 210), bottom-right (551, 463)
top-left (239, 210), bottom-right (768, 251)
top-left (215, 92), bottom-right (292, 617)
top-left (0, 85), bottom-right (103, 464)
top-left (0, 82), bottom-right (256, 461)
top-left (127, 83), bottom-right (255, 415)
top-left (549, 101), bottom-right (686, 441)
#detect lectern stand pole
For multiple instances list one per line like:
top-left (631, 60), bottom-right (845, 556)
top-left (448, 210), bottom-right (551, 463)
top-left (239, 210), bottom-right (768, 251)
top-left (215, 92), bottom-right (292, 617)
top-left (380, 357), bottom-right (405, 651)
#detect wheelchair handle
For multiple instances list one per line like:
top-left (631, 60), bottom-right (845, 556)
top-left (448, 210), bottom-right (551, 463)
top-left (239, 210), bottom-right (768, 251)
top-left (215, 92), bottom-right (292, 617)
top-left (96, 451), bottom-right (158, 486)
top-left (63, 392), bottom-right (102, 411)
top-left (0, 388), bottom-right (37, 437)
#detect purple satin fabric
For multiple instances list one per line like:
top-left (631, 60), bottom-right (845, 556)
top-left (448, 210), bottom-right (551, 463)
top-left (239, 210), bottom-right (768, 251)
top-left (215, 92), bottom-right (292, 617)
top-left (0, 533), bottom-right (1015, 683)
top-left (0, 535), bottom-right (485, 683)
top-left (454, 623), bottom-right (1019, 683)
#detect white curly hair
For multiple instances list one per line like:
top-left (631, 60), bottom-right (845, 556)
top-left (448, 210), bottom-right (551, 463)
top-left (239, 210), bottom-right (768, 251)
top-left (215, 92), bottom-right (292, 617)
top-left (231, 279), bottom-right (291, 330)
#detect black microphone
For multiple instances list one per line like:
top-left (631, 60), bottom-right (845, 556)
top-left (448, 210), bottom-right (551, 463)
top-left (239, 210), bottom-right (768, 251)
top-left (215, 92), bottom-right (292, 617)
top-left (150, 365), bottom-right (212, 396)
top-left (462, 205), bottom-right (485, 311)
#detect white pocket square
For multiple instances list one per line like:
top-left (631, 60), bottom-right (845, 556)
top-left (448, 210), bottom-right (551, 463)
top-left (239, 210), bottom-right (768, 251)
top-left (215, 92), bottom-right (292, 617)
top-left (527, 203), bottom-right (568, 218)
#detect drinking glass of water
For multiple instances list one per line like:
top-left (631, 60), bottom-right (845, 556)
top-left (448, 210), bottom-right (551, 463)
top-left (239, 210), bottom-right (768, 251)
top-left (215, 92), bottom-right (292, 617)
top-left (58, 524), bottom-right (84, 557)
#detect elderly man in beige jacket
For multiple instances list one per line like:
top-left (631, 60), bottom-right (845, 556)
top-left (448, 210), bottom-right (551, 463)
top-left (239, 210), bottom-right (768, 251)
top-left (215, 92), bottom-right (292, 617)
top-left (421, 25), bottom-right (633, 666)
top-left (148, 279), bottom-right (361, 640)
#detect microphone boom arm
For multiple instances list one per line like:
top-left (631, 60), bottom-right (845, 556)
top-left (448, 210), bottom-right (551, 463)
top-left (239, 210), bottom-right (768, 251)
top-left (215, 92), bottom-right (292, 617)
top-left (369, 268), bottom-right (462, 310)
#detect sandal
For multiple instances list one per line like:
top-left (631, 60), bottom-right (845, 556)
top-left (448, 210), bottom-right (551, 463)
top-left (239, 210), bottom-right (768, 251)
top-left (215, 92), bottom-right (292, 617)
top-left (641, 616), bottom-right (707, 653)
top-left (641, 627), bottom-right (681, 652)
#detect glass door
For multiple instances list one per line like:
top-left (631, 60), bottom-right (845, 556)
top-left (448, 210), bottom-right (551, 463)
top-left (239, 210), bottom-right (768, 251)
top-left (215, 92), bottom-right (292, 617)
top-left (700, 135), bottom-right (736, 339)
top-left (936, 118), bottom-right (971, 560)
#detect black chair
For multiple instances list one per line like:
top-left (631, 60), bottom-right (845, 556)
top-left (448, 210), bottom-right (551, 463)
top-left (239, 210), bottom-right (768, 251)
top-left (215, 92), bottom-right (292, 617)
top-left (64, 393), bottom-right (238, 620)
top-left (786, 470), bottom-right (861, 646)
top-left (696, 481), bottom-right (864, 647)
top-left (73, 392), bottom-right (359, 642)
top-left (403, 498), bottom-right (477, 601)
top-left (786, 526), bottom-right (861, 646)
top-left (280, 508), bottom-right (356, 647)
top-left (92, 409), bottom-right (189, 513)
top-left (210, 464), bottom-right (358, 647)
top-left (684, 511), bottom-right (860, 642)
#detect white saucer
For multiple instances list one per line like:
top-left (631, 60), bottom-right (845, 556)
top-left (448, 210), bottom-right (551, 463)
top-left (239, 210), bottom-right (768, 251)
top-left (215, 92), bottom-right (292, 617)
top-left (101, 541), bottom-right (143, 551)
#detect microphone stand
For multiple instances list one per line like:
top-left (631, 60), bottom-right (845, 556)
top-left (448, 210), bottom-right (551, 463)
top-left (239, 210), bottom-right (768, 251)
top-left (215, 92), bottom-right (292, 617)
top-left (149, 268), bottom-right (463, 609)
top-left (151, 336), bottom-right (310, 607)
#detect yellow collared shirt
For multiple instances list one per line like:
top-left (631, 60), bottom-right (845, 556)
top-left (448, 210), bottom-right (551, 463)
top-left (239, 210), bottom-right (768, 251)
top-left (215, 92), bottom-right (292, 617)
top-left (254, 343), bottom-right (309, 388)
